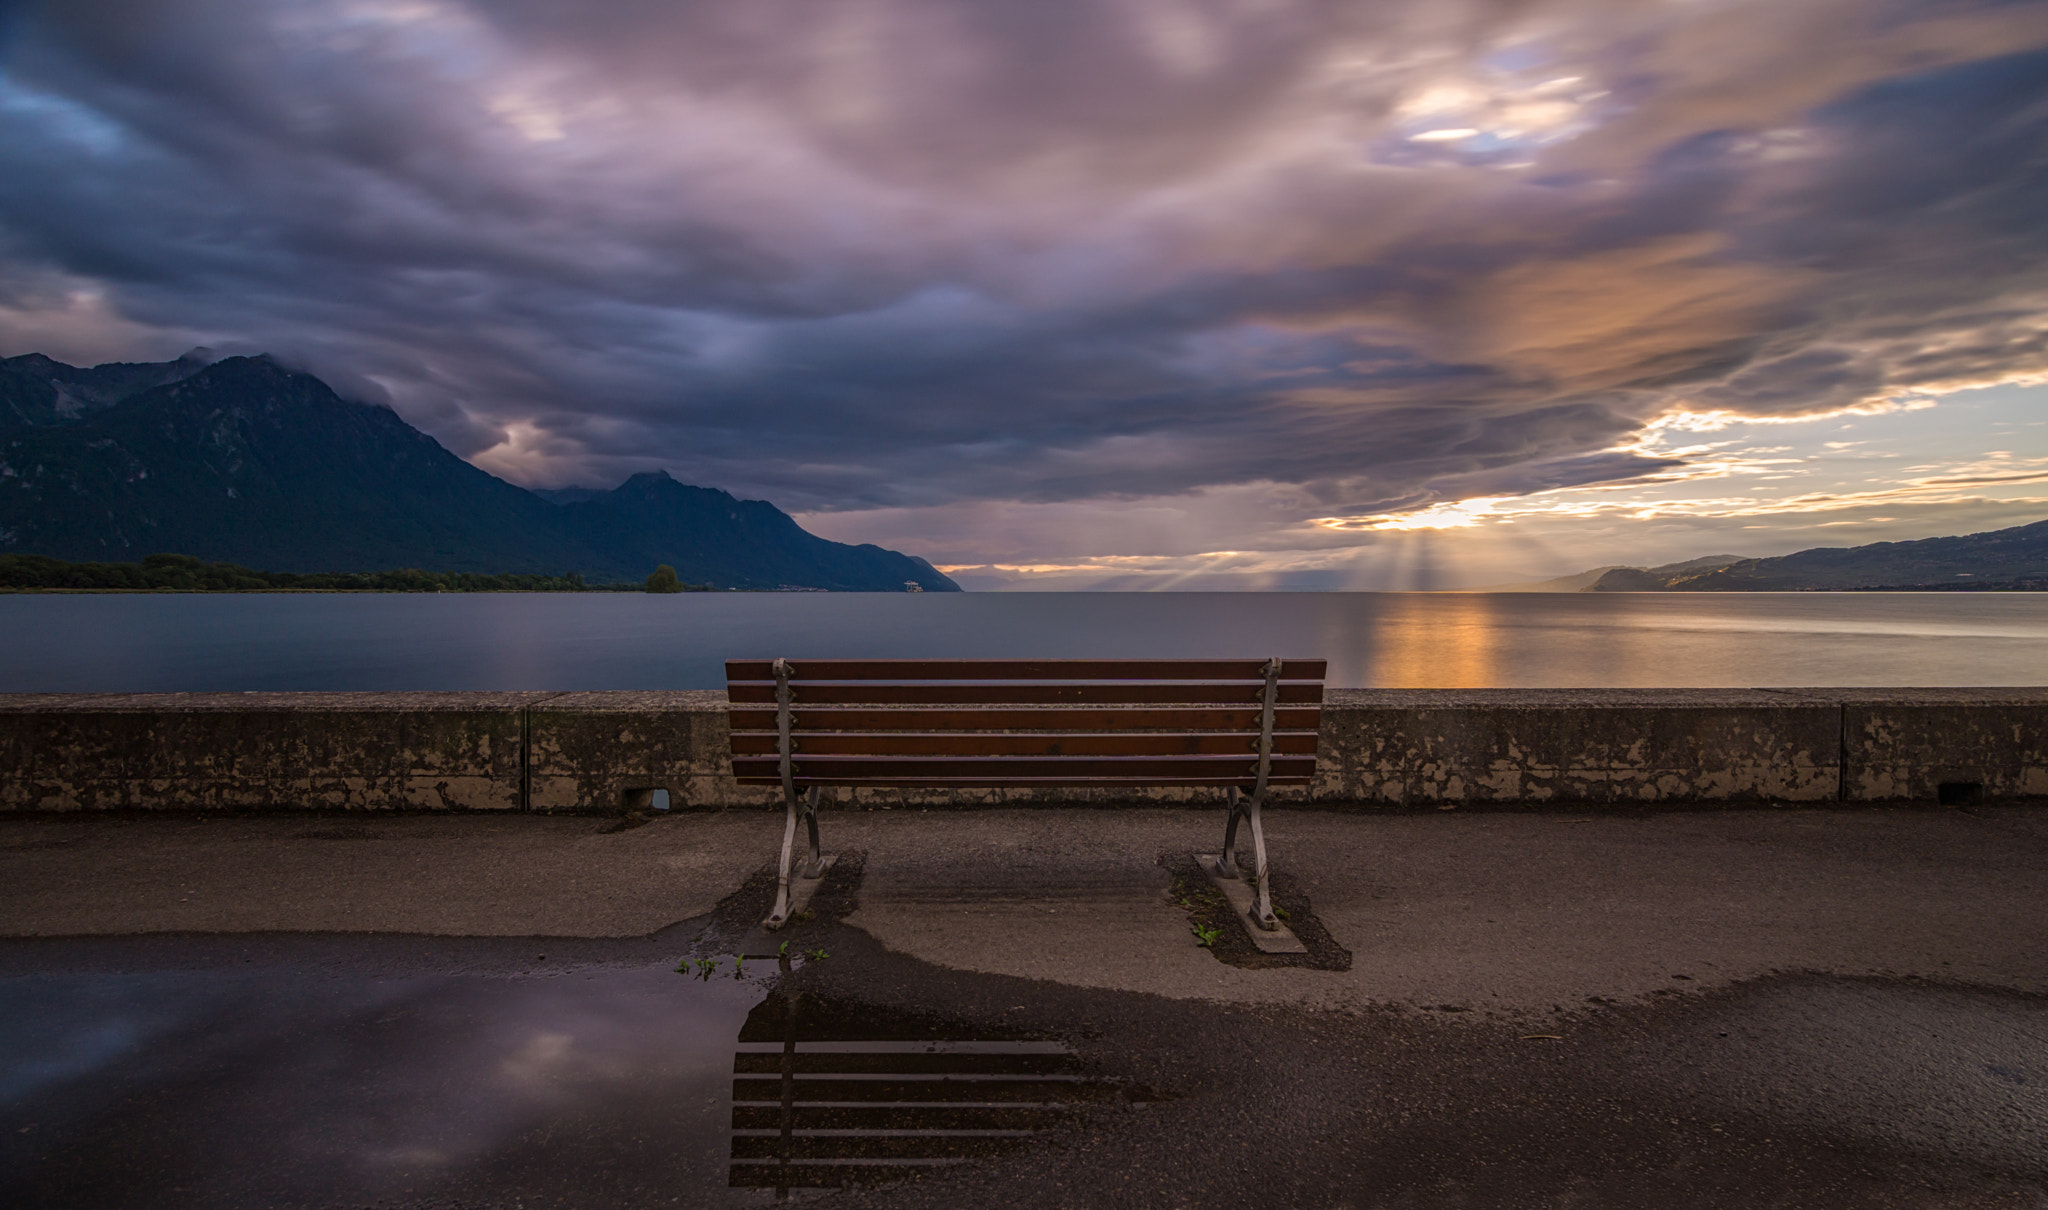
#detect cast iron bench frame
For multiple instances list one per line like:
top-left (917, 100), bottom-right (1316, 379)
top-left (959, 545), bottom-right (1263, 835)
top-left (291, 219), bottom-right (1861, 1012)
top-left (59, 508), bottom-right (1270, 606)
top-left (725, 657), bottom-right (1326, 932)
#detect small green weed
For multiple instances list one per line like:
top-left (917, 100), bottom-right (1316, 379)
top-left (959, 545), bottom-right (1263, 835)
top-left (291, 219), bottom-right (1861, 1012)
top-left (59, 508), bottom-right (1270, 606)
top-left (1192, 924), bottom-right (1223, 948)
top-left (806, 948), bottom-right (830, 962)
top-left (731, 955), bottom-right (747, 979)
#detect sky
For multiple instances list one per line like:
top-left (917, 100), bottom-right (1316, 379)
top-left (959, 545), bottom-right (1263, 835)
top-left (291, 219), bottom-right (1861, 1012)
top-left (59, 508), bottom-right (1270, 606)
top-left (1, 0), bottom-right (2045, 589)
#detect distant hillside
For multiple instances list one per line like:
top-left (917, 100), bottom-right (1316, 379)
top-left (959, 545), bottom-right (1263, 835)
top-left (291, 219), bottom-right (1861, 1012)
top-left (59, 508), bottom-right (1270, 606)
top-left (1585, 520), bottom-right (2048, 591)
top-left (530, 486), bottom-right (612, 505)
top-left (556, 470), bottom-right (956, 593)
top-left (0, 351), bottom-right (957, 591)
top-left (0, 551), bottom-right (604, 593)
top-left (0, 348), bottom-right (212, 428)
top-left (1477, 555), bottom-right (1747, 593)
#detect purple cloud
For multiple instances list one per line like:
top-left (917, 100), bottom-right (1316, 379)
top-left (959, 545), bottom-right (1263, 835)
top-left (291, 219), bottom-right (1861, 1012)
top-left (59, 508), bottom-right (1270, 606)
top-left (1, 0), bottom-right (2045, 555)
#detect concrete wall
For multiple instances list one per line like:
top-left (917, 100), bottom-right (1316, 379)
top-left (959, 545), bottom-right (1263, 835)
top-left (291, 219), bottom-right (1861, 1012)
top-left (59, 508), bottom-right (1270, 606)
top-left (2, 688), bottom-right (2041, 812)
top-left (0, 692), bottom-right (543, 811)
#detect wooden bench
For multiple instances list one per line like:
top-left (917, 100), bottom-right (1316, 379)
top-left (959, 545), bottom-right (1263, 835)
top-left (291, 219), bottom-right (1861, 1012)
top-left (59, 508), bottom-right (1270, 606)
top-left (725, 658), bottom-right (1327, 932)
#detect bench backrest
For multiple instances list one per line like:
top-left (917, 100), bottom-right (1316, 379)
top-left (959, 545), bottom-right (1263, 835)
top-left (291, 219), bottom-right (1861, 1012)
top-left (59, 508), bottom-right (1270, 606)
top-left (726, 658), bottom-right (1326, 789)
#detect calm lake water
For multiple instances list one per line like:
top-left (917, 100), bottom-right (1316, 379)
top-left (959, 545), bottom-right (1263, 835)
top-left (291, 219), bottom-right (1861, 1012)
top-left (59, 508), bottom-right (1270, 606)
top-left (3, 592), bottom-right (2044, 691)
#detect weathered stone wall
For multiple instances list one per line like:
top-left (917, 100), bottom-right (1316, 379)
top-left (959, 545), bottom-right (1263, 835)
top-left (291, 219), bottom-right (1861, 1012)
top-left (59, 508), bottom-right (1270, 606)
top-left (1314, 690), bottom-right (1845, 806)
top-left (0, 693), bottom-right (545, 811)
top-left (1, 688), bottom-right (2041, 812)
top-left (526, 691), bottom-right (742, 812)
top-left (1820, 688), bottom-right (2048, 803)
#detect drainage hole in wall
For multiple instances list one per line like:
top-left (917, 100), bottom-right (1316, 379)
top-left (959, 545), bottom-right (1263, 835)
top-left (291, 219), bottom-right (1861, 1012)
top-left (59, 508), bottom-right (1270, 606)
top-left (1937, 781), bottom-right (1984, 807)
top-left (620, 787), bottom-right (672, 812)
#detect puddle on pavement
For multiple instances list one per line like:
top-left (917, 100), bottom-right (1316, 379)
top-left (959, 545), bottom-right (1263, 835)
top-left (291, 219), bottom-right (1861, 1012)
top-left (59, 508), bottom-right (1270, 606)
top-left (0, 961), bottom-right (1142, 1208)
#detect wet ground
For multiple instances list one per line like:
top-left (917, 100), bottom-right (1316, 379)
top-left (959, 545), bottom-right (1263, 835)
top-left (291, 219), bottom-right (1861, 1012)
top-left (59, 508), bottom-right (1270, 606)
top-left (3, 808), bottom-right (2047, 1207)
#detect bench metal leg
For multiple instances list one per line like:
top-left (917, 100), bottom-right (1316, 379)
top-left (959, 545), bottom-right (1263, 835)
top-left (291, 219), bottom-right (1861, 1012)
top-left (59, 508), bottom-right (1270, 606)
top-left (802, 786), bottom-right (822, 877)
top-left (1241, 789), bottom-right (1279, 931)
top-left (767, 786), bottom-right (824, 931)
top-left (1211, 787), bottom-right (1279, 931)
top-left (1214, 788), bottom-right (1247, 879)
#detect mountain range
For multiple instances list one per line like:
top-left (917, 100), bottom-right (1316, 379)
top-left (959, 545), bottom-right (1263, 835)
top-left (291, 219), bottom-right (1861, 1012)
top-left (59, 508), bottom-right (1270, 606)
top-left (0, 350), bottom-right (957, 590)
top-left (1495, 522), bottom-right (2048, 592)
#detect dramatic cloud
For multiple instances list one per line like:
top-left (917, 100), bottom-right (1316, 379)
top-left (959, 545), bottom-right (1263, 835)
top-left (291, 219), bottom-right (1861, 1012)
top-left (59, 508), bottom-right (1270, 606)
top-left (2, 0), bottom-right (2046, 580)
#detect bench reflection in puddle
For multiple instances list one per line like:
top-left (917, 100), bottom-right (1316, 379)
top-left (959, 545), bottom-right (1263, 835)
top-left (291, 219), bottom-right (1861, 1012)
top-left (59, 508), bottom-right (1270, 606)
top-left (730, 992), bottom-right (1153, 1195)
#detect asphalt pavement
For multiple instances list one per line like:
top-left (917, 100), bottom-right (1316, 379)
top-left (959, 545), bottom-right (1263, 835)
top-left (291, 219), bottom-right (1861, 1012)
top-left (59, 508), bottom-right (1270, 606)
top-left (2, 805), bottom-right (2044, 1208)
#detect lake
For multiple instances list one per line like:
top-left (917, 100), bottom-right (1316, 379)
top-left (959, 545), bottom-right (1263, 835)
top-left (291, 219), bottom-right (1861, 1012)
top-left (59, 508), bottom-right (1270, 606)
top-left (3, 592), bottom-right (2044, 691)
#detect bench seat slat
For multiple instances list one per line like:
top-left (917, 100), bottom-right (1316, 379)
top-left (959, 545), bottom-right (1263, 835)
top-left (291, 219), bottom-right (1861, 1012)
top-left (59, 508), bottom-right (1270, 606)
top-left (727, 732), bottom-right (1320, 757)
top-left (730, 755), bottom-right (1317, 780)
top-left (727, 682), bottom-right (1324, 706)
top-left (727, 707), bottom-right (1322, 732)
top-left (725, 658), bottom-right (1327, 682)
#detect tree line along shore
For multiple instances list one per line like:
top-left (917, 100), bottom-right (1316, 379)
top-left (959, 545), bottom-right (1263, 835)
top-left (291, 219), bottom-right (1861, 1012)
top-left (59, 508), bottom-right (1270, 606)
top-left (0, 553), bottom-right (714, 593)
